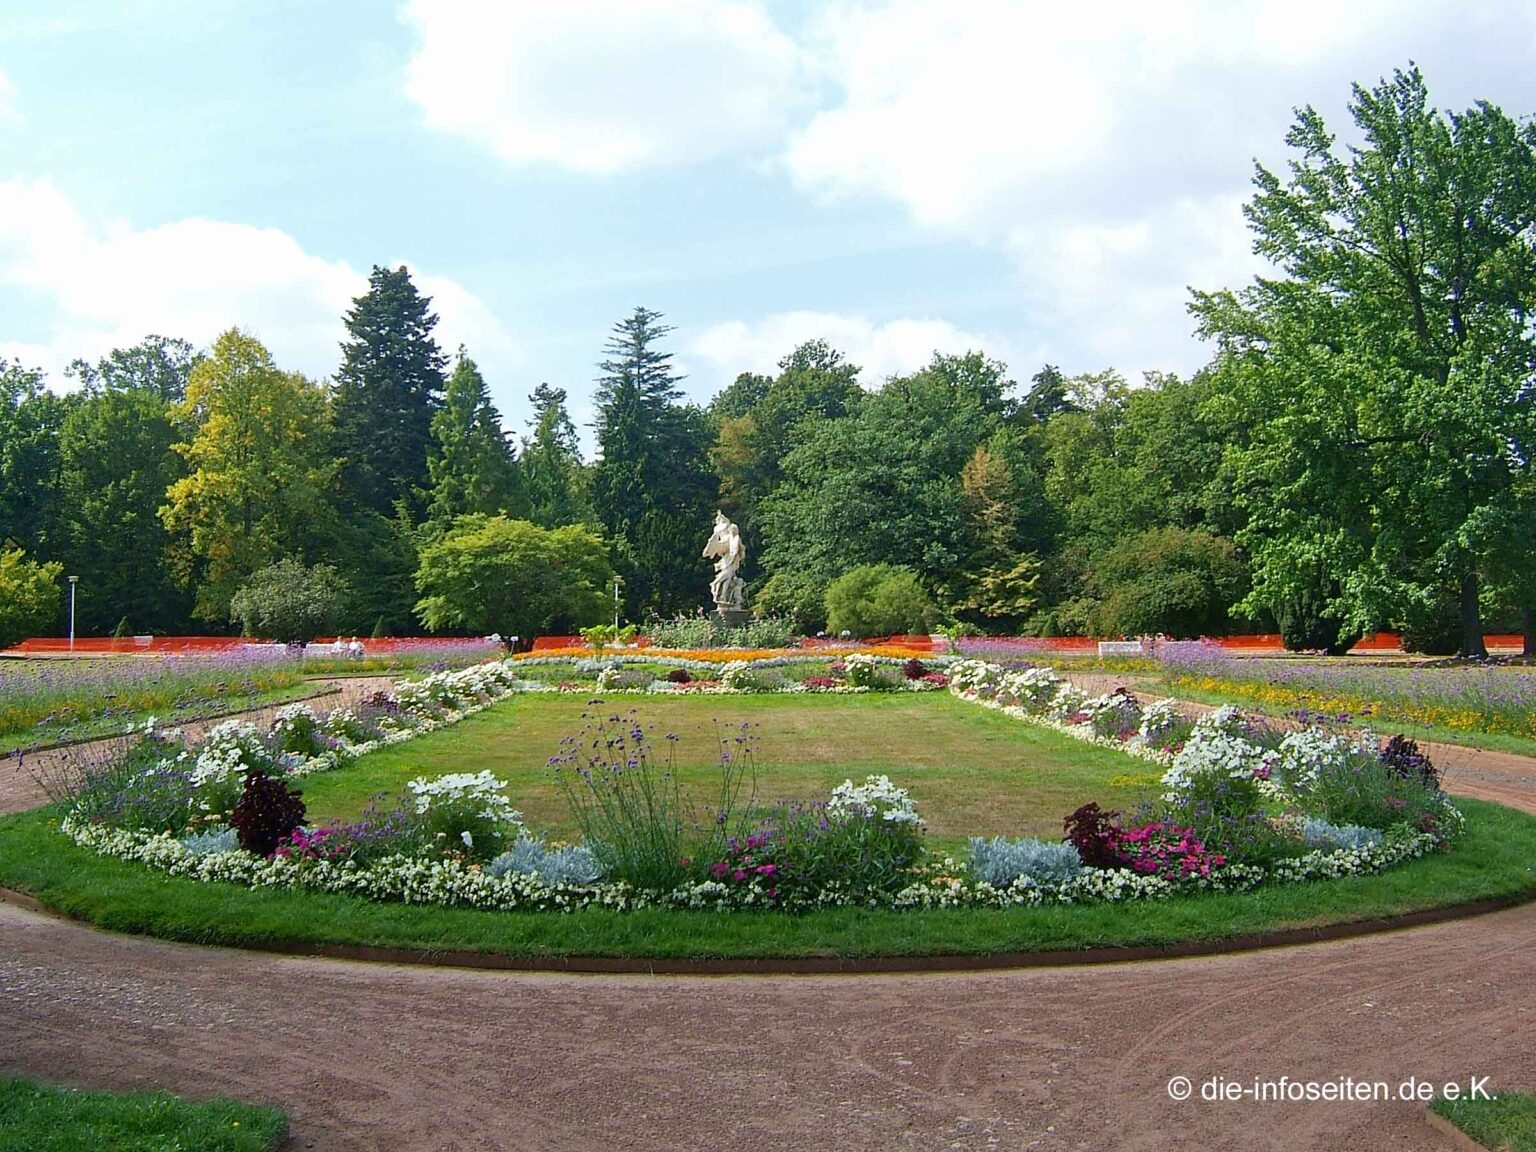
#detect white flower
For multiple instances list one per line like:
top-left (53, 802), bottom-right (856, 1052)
top-left (407, 770), bottom-right (522, 826)
top-left (826, 774), bottom-right (923, 826)
top-left (1137, 699), bottom-right (1182, 743)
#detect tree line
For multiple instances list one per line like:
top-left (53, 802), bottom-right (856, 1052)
top-left (2, 66), bottom-right (1532, 657)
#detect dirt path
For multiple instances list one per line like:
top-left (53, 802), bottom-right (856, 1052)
top-left (2, 896), bottom-right (1531, 1150)
top-left (0, 676), bottom-right (400, 818)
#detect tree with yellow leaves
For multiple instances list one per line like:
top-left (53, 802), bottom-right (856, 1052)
top-left (160, 329), bottom-right (335, 622)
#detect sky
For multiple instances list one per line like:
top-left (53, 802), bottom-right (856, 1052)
top-left (2, 0), bottom-right (1534, 449)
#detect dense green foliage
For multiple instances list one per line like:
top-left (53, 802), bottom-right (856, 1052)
top-left (824, 564), bottom-right (935, 638)
top-left (160, 330), bottom-right (335, 622)
top-left (1192, 66), bottom-right (1536, 656)
top-left (229, 558), bottom-right (348, 644)
top-left (414, 515), bottom-right (612, 638)
top-left (591, 307), bottom-right (716, 617)
top-left (0, 548), bottom-right (63, 649)
top-left (0, 66), bottom-right (1530, 649)
top-left (427, 349), bottom-right (519, 525)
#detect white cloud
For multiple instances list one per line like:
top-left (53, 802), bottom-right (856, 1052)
top-left (781, 0), bottom-right (1536, 377)
top-left (785, 0), bottom-right (1471, 229)
top-left (0, 179), bottom-right (515, 385)
top-left (398, 0), bottom-right (1536, 380)
top-left (400, 0), bottom-right (816, 174)
top-left (686, 310), bottom-right (1012, 393)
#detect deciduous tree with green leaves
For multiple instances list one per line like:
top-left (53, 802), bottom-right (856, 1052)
top-left (414, 515), bottom-right (612, 638)
top-left (229, 558), bottom-right (349, 645)
top-left (1192, 65), bottom-right (1536, 658)
top-left (66, 335), bottom-right (203, 402)
top-left (56, 387), bottom-right (191, 635)
top-left (0, 548), bottom-right (62, 649)
top-left (0, 361), bottom-right (71, 557)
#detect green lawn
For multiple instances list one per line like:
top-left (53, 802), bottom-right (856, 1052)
top-left (0, 1076), bottom-right (287, 1152)
top-left (299, 691), bottom-right (1160, 845)
top-left (1433, 1092), bottom-right (1536, 1151)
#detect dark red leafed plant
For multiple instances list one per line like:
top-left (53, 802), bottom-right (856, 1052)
top-left (231, 770), bottom-right (307, 857)
top-left (1063, 802), bottom-right (1125, 868)
top-left (666, 668), bottom-right (693, 683)
top-left (902, 658), bottom-right (928, 680)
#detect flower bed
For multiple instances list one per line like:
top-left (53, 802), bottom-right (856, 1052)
top-left (517, 643), bottom-right (937, 663)
top-left (51, 656), bottom-right (1466, 920)
top-left (514, 651), bottom-right (953, 695)
top-left (1157, 641), bottom-right (1536, 740)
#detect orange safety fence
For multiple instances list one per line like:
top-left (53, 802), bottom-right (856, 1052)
top-left (2, 636), bottom-right (500, 656)
top-left (7, 632), bottom-right (1527, 659)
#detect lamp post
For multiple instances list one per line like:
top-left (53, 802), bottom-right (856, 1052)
top-left (67, 575), bottom-right (79, 652)
top-left (612, 574), bottom-right (623, 633)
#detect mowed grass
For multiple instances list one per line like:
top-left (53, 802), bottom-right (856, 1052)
top-left (0, 1076), bottom-right (287, 1152)
top-left (300, 692), bottom-right (1156, 844)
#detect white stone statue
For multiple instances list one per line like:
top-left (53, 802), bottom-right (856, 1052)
top-left (702, 510), bottom-right (747, 611)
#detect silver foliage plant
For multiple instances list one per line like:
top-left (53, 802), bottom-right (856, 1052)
top-left (487, 832), bottom-right (606, 886)
top-left (968, 836), bottom-right (1084, 887)
top-left (1300, 818), bottom-right (1385, 851)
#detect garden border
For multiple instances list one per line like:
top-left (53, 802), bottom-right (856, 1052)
top-left (3, 882), bottom-right (1529, 976)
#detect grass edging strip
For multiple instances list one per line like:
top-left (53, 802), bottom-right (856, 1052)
top-left (3, 882), bottom-right (1531, 977)
top-left (1424, 1107), bottom-right (1496, 1152)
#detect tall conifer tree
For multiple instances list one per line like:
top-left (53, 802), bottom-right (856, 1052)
top-left (427, 348), bottom-right (519, 524)
top-left (590, 307), bottom-right (715, 615)
top-left (332, 265), bottom-right (446, 520)
top-left (522, 382), bottom-right (587, 528)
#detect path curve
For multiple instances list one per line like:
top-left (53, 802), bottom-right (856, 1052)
top-left (3, 896), bottom-right (1532, 1150)
top-left (4, 674), bottom-right (1535, 1148)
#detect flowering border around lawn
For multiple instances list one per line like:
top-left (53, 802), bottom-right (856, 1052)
top-left (53, 651), bottom-right (1464, 918)
top-left (59, 811), bottom-right (1447, 914)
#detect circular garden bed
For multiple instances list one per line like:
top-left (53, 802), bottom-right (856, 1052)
top-left (3, 655), bottom-right (1534, 968)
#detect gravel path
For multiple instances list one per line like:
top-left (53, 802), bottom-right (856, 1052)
top-left (2, 897), bottom-right (1531, 1150)
top-left (2, 673), bottom-right (1534, 1149)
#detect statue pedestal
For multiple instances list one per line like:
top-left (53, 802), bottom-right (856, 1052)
top-left (712, 608), bottom-right (751, 628)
